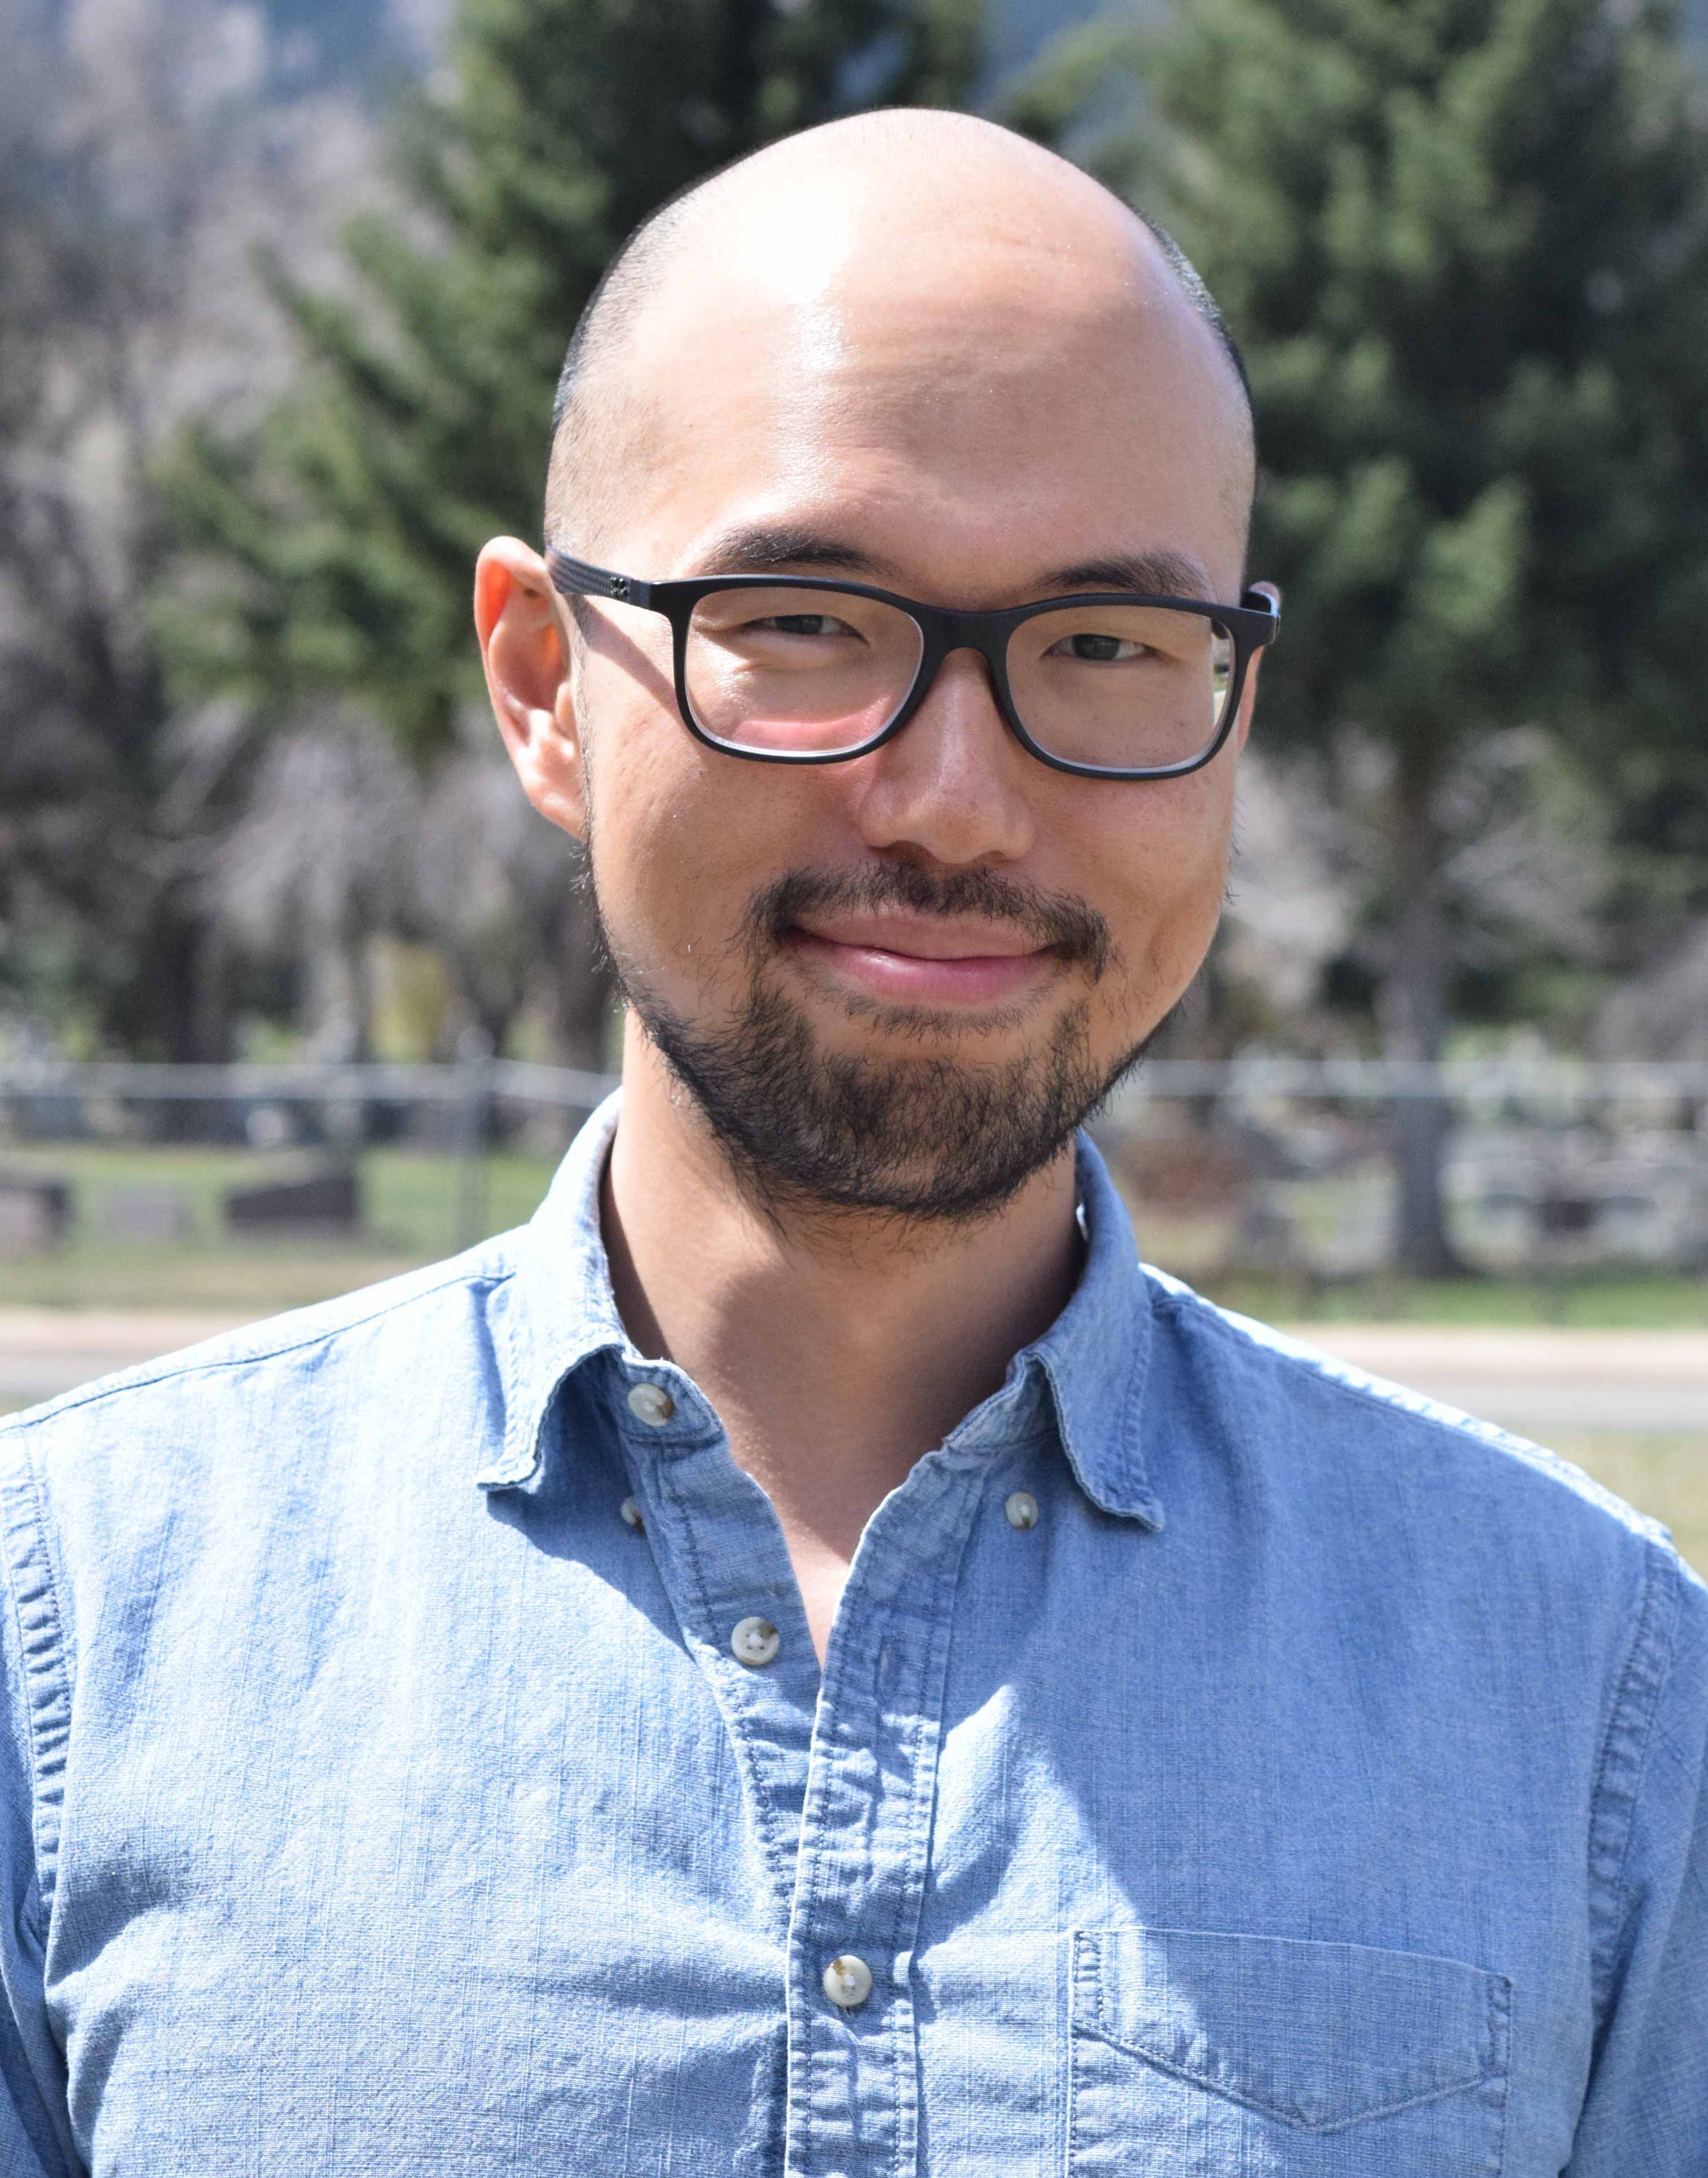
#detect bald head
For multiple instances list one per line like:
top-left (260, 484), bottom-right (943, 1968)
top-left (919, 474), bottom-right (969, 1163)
top-left (543, 111), bottom-right (1253, 565)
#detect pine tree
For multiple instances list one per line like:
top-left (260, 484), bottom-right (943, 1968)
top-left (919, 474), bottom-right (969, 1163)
top-left (170, 0), bottom-right (983, 761)
top-left (1021, 0), bottom-right (1708, 1273)
top-left (166, 0), bottom-right (981, 1067)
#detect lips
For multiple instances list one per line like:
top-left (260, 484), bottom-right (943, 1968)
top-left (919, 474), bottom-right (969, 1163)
top-left (788, 916), bottom-right (1055, 1006)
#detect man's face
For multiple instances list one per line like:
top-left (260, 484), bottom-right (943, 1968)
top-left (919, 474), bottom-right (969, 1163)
top-left (545, 174), bottom-right (1258, 1220)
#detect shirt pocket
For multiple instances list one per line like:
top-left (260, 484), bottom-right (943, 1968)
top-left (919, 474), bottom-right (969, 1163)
top-left (1069, 1926), bottom-right (1511, 2177)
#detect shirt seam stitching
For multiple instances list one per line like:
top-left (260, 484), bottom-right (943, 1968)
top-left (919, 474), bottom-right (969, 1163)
top-left (1072, 2018), bottom-right (1503, 2133)
top-left (787, 1473), bottom-right (967, 2175)
top-left (1586, 1534), bottom-right (1679, 2021)
top-left (1115, 1282), bottom-right (1154, 1510)
top-left (1071, 1933), bottom-right (1513, 2142)
top-left (886, 1469), bottom-right (981, 2178)
top-left (0, 1448), bottom-right (73, 1946)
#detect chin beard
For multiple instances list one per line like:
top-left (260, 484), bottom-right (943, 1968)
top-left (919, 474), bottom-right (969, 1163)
top-left (597, 864), bottom-right (1144, 1227)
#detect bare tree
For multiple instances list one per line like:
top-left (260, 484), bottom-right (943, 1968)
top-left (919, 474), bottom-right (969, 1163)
top-left (413, 724), bottom-right (608, 1064)
top-left (0, 0), bottom-right (385, 1055)
top-left (210, 706), bottom-right (420, 1059)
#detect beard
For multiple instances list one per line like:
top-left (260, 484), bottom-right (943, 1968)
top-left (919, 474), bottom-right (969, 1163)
top-left (595, 860), bottom-right (1148, 1225)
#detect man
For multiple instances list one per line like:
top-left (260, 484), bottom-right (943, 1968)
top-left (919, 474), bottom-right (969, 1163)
top-left (1, 111), bottom-right (1702, 2177)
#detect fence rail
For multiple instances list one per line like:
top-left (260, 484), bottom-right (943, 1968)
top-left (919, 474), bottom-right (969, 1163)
top-left (1121, 1058), bottom-right (1708, 1101)
top-left (2, 1056), bottom-right (1705, 1105)
top-left (1, 1058), bottom-right (1705, 1287)
top-left (0, 1059), bottom-right (620, 1108)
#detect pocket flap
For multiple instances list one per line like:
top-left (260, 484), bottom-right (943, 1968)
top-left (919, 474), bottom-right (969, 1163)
top-left (1073, 1928), bottom-right (1510, 2132)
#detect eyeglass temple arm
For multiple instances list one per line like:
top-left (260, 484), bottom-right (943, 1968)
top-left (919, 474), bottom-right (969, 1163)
top-left (1240, 586), bottom-right (1280, 640)
top-left (545, 548), bottom-right (657, 611)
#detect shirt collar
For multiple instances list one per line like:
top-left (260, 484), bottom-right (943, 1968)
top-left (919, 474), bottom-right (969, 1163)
top-left (1023, 1132), bottom-right (1162, 1526)
top-left (483, 1089), bottom-right (1161, 1528)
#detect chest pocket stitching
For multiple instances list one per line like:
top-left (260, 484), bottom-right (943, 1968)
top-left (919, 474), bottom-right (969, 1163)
top-left (1071, 1929), bottom-right (1511, 2136)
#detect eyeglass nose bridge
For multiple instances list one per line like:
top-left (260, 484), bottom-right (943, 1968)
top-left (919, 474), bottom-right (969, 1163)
top-left (876, 605), bottom-right (1033, 759)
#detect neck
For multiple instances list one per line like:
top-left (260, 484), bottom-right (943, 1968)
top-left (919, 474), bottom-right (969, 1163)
top-left (602, 1020), bottom-right (1083, 1568)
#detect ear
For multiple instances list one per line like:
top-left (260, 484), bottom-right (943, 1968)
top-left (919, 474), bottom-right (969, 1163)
top-left (1231, 582), bottom-right (1280, 753)
top-left (475, 536), bottom-right (588, 841)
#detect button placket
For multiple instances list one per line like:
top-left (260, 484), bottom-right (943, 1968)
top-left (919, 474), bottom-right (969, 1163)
top-left (626, 1380), bottom-right (675, 1427)
top-left (628, 1420), bottom-right (822, 1946)
top-left (821, 1954), bottom-right (873, 2009)
top-left (1005, 1488), bottom-right (1040, 1530)
top-left (613, 1370), bottom-right (689, 1550)
top-left (730, 1616), bottom-right (781, 1668)
top-left (781, 1449), bottom-right (986, 2178)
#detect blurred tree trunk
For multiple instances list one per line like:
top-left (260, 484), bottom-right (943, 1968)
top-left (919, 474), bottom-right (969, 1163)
top-left (146, 908), bottom-right (236, 1063)
top-left (1379, 766), bottom-right (1466, 1277)
top-left (301, 918), bottom-right (376, 1064)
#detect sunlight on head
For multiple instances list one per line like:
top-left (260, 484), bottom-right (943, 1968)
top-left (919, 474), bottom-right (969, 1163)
top-left (543, 112), bottom-right (1254, 574)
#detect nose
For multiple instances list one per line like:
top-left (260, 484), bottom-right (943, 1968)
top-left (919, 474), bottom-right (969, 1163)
top-left (849, 643), bottom-right (1038, 868)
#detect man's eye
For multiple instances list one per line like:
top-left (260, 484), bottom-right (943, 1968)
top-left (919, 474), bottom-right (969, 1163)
top-left (1049, 632), bottom-right (1146, 663)
top-left (754, 613), bottom-right (853, 638)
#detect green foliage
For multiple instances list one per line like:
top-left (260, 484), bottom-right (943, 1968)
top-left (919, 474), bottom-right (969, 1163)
top-left (166, 0), bottom-right (983, 758)
top-left (1025, 0), bottom-right (1708, 768)
top-left (1019, 2), bottom-right (1708, 1266)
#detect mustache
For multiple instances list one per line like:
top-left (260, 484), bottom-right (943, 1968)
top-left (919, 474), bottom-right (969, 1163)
top-left (744, 864), bottom-right (1112, 979)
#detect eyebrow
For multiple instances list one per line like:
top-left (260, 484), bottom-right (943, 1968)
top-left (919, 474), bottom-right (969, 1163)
top-left (694, 525), bottom-right (890, 579)
top-left (691, 526), bottom-right (1221, 602)
top-left (1037, 549), bottom-right (1218, 600)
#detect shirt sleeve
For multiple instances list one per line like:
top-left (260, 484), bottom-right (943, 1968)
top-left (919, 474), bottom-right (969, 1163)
top-left (0, 1436), bottom-right (83, 2178)
top-left (1568, 1541), bottom-right (1708, 2176)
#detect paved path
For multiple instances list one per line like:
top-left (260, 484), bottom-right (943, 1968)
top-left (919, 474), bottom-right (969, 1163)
top-left (0, 1312), bottom-right (250, 1407)
top-left (1, 1309), bottom-right (1703, 1435)
top-left (1274, 1325), bottom-right (1708, 1436)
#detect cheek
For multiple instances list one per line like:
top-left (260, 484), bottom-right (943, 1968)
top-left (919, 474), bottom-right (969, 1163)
top-left (584, 698), bottom-right (781, 994)
top-left (1081, 771), bottom-right (1236, 1007)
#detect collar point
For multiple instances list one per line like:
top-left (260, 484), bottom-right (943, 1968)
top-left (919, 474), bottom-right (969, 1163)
top-left (474, 1453), bottom-right (541, 1493)
top-left (1076, 1471), bottom-right (1165, 1530)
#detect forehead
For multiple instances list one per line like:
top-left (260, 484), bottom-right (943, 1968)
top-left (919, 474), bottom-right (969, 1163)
top-left (601, 178), bottom-right (1252, 599)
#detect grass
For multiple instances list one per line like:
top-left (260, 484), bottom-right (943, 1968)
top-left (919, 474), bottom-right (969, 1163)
top-left (1550, 1435), bottom-right (1708, 1581)
top-left (1198, 1270), bottom-right (1708, 1329)
top-left (6, 1141), bottom-right (1707, 1325)
top-left (0, 1143), bottom-right (561, 1311)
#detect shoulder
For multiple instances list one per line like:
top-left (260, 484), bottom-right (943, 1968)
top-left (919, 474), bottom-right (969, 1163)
top-left (0, 1240), bottom-right (523, 1567)
top-left (6, 1241), bottom-right (515, 1428)
top-left (1139, 1265), bottom-right (1686, 1610)
top-left (1138, 1271), bottom-right (1708, 1847)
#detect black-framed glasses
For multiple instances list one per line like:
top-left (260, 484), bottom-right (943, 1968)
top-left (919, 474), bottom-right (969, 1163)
top-left (546, 548), bottom-right (1278, 781)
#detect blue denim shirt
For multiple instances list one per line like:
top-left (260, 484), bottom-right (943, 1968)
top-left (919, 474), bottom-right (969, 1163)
top-left (0, 1095), bottom-right (1702, 2177)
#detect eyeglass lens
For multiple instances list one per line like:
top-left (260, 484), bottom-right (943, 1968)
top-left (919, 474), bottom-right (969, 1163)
top-left (682, 586), bottom-right (1233, 770)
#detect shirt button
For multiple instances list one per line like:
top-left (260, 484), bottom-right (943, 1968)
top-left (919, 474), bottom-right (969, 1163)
top-left (822, 1954), bottom-right (874, 2009)
top-left (1005, 1489), bottom-right (1040, 1529)
top-left (730, 1616), bottom-right (780, 1668)
top-left (619, 1495), bottom-right (644, 1530)
top-left (627, 1382), bottom-right (675, 1427)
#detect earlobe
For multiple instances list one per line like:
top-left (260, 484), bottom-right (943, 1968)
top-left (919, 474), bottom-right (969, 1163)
top-left (1233, 582), bottom-right (1279, 750)
top-left (1234, 649), bottom-right (1262, 750)
top-left (476, 536), bottom-right (590, 842)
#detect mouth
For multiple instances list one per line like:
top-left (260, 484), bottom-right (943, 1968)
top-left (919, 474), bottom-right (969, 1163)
top-left (786, 913), bottom-right (1060, 1007)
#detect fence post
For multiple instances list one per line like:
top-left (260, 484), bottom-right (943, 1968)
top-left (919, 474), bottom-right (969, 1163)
top-left (454, 1030), bottom-right (495, 1252)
